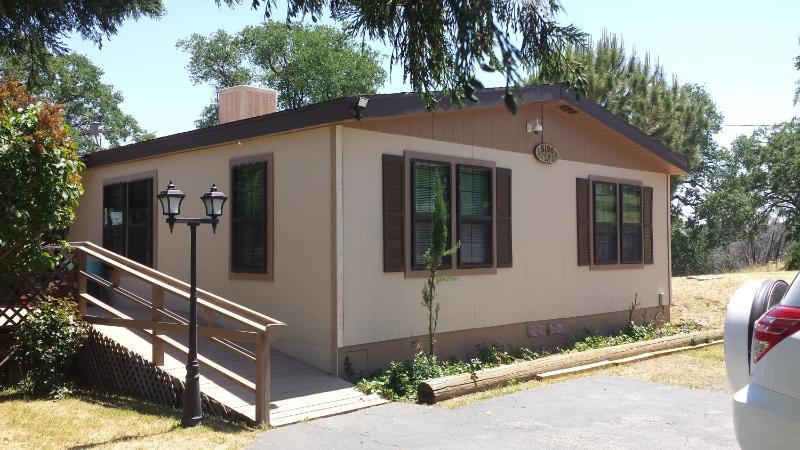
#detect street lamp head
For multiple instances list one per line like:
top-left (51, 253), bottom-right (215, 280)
top-left (201, 183), bottom-right (228, 233)
top-left (157, 180), bottom-right (185, 232)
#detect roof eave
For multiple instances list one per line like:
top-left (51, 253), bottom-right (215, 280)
top-left (82, 84), bottom-right (689, 174)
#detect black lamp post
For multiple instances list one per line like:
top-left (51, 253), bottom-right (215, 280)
top-left (157, 180), bottom-right (227, 428)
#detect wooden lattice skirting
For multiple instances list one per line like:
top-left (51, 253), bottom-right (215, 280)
top-left (76, 327), bottom-right (254, 425)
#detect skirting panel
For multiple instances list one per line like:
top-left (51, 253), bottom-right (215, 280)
top-left (76, 327), bottom-right (253, 425)
top-left (339, 305), bottom-right (669, 375)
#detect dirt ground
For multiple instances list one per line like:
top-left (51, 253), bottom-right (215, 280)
top-left (671, 268), bottom-right (797, 328)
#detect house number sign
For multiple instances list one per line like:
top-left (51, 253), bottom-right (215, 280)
top-left (534, 143), bottom-right (559, 164)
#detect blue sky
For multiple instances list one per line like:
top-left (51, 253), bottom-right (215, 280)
top-left (66, 0), bottom-right (800, 148)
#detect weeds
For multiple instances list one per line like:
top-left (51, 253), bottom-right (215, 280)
top-left (354, 320), bottom-right (701, 401)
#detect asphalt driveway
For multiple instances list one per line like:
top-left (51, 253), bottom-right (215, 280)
top-left (249, 376), bottom-right (737, 449)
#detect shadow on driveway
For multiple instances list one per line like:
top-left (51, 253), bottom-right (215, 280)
top-left (249, 376), bottom-right (737, 449)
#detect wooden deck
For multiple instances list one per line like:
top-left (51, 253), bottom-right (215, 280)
top-left (92, 303), bottom-right (386, 426)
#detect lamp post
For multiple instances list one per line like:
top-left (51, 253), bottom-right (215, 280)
top-left (156, 180), bottom-right (228, 428)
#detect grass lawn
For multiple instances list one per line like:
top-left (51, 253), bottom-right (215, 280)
top-left (0, 389), bottom-right (261, 450)
top-left (671, 265), bottom-right (797, 328)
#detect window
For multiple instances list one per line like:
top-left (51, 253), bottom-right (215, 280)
top-left (593, 181), bottom-right (617, 265)
top-left (231, 162), bottom-right (268, 273)
top-left (458, 166), bottom-right (492, 268)
top-left (411, 160), bottom-right (451, 270)
top-left (102, 178), bottom-right (153, 266)
top-left (620, 184), bottom-right (643, 264)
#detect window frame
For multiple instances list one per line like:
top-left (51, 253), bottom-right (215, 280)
top-left (101, 173), bottom-right (157, 268)
top-left (588, 175), bottom-right (644, 270)
top-left (619, 183), bottom-right (644, 265)
top-left (410, 158), bottom-right (453, 271)
top-left (229, 153), bottom-right (274, 281)
top-left (403, 151), bottom-right (497, 278)
top-left (456, 164), bottom-right (494, 269)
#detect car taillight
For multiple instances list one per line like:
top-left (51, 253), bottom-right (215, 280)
top-left (752, 305), bottom-right (800, 364)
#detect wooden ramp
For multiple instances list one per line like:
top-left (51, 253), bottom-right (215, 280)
top-left (93, 303), bottom-right (386, 426)
top-left (59, 241), bottom-right (386, 427)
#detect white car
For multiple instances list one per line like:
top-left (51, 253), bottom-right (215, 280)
top-left (725, 277), bottom-right (800, 450)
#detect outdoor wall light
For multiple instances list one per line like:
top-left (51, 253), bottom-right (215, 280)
top-left (354, 96), bottom-right (370, 120)
top-left (155, 180), bottom-right (228, 428)
top-left (527, 118), bottom-right (543, 135)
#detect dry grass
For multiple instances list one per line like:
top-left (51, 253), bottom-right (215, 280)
top-left (438, 343), bottom-right (728, 409)
top-left (597, 344), bottom-right (730, 392)
top-left (0, 390), bottom-right (261, 450)
top-left (671, 269), bottom-right (797, 328)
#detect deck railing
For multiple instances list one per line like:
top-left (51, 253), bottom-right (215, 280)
top-left (70, 241), bottom-right (285, 425)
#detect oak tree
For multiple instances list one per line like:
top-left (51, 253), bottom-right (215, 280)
top-left (177, 21), bottom-right (386, 127)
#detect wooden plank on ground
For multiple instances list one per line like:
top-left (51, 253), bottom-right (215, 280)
top-left (417, 329), bottom-right (724, 404)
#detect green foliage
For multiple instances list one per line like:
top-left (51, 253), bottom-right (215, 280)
top-left (682, 119), bottom-right (800, 271)
top-left (355, 320), bottom-right (701, 400)
top-left (568, 321), bottom-right (701, 353)
top-left (0, 1), bottom-right (163, 76)
top-left (12, 297), bottom-right (89, 396)
top-left (0, 78), bottom-right (84, 297)
top-left (735, 120), bottom-right (800, 241)
top-left (794, 36), bottom-right (800, 105)
top-left (355, 352), bottom-right (481, 401)
top-left (421, 173), bottom-right (459, 359)
top-left (1, 52), bottom-right (154, 153)
top-left (217, 0), bottom-right (588, 113)
top-left (670, 217), bottom-right (712, 276)
top-left (177, 21), bottom-right (387, 127)
top-left (785, 243), bottom-right (800, 270)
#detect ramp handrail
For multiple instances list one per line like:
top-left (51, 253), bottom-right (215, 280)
top-left (70, 241), bottom-right (284, 425)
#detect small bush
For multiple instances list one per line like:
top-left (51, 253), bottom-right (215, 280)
top-left (567, 320), bottom-right (700, 353)
top-left (785, 243), bottom-right (800, 270)
top-left (12, 297), bottom-right (88, 396)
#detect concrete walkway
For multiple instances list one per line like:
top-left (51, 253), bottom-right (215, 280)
top-left (249, 376), bottom-right (737, 449)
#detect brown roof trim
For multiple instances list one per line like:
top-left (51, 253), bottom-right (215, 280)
top-left (83, 84), bottom-right (688, 172)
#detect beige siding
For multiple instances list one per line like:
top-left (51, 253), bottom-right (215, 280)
top-left (69, 128), bottom-right (334, 371)
top-left (340, 127), bottom-right (671, 347)
top-left (351, 101), bottom-right (682, 174)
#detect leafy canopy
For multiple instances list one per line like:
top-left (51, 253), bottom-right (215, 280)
top-left (1, 52), bottom-right (154, 153)
top-left (218, 0), bottom-right (588, 112)
top-left (732, 120), bottom-right (800, 240)
top-left (0, 77), bottom-right (84, 295)
top-left (0, 0), bottom-right (163, 78)
top-left (177, 20), bottom-right (387, 128)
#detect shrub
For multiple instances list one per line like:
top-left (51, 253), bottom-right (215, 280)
top-left (785, 243), bottom-right (800, 270)
top-left (12, 297), bottom-right (88, 396)
top-left (0, 77), bottom-right (84, 300)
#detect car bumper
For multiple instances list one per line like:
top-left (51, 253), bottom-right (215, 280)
top-left (733, 384), bottom-right (800, 450)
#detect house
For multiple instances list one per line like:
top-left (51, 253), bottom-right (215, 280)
top-left (67, 84), bottom-right (687, 376)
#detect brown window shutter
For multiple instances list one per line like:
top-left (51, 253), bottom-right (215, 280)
top-left (576, 178), bottom-right (591, 266)
top-left (382, 154), bottom-right (405, 272)
top-left (643, 186), bottom-right (654, 264)
top-left (496, 168), bottom-right (513, 268)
